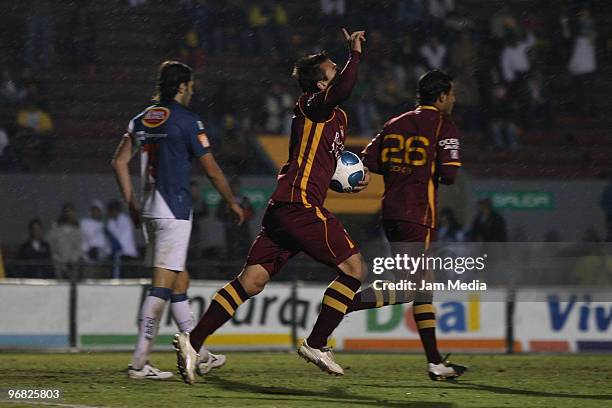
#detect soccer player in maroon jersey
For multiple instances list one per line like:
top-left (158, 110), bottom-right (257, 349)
top-left (352, 70), bottom-right (467, 380)
top-left (173, 29), bottom-right (370, 384)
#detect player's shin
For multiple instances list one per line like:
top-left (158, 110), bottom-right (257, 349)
top-left (306, 273), bottom-right (361, 349)
top-left (188, 278), bottom-right (250, 351)
top-left (414, 296), bottom-right (442, 365)
top-left (131, 287), bottom-right (172, 369)
top-left (170, 293), bottom-right (195, 332)
top-left (347, 285), bottom-right (414, 312)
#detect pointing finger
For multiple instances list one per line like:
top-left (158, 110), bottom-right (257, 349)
top-left (341, 28), bottom-right (350, 41)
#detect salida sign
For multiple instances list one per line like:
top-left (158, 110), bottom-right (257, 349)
top-left (478, 191), bottom-right (554, 210)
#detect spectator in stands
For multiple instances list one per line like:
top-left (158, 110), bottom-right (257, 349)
top-left (263, 83), bottom-right (292, 134)
top-left (488, 68), bottom-right (520, 151)
top-left (15, 99), bottom-right (54, 162)
top-left (419, 35), bottom-right (447, 71)
top-left (106, 200), bottom-right (138, 278)
top-left (397, 0), bottom-right (424, 30)
top-left (490, 5), bottom-right (518, 41)
top-left (106, 200), bottom-right (138, 259)
top-left (67, 0), bottom-right (98, 76)
top-left (0, 69), bottom-right (28, 106)
top-left (526, 69), bottom-right (553, 129)
top-left (320, 0), bottom-right (346, 26)
top-left (394, 33), bottom-right (425, 84)
top-left (364, 31), bottom-right (389, 69)
top-left (216, 0), bottom-right (250, 55)
top-left (500, 30), bottom-right (534, 125)
top-left (426, 0), bottom-right (454, 22)
top-left (373, 64), bottom-right (410, 118)
top-left (80, 200), bottom-right (111, 265)
top-left (469, 198), bottom-right (507, 242)
top-left (567, 7), bottom-right (598, 118)
top-left (25, 0), bottom-right (54, 71)
top-left (215, 179), bottom-right (254, 260)
top-left (438, 207), bottom-right (465, 242)
top-left (48, 203), bottom-right (82, 280)
top-left (179, 24), bottom-right (206, 72)
top-left (248, 1), bottom-right (274, 55)
top-left (351, 66), bottom-right (377, 135)
top-left (190, 0), bottom-right (217, 56)
top-left (271, 0), bottom-right (289, 58)
top-left (17, 218), bottom-right (52, 278)
top-left (600, 177), bottom-right (612, 242)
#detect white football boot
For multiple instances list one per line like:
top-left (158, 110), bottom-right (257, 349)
top-left (428, 354), bottom-right (467, 381)
top-left (297, 339), bottom-right (344, 376)
top-left (197, 348), bottom-right (227, 375)
top-left (127, 362), bottom-right (173, 380)
top-left (173, 332), bottom-right (199, 384)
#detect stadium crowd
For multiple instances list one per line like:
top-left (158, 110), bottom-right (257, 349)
top-left (0, 0), bottom-right (607, 172)
top-left (160, 0), bottom-right (601, 153)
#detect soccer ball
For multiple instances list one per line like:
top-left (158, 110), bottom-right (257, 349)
top-left (330, 151), bottom-right (365, 193)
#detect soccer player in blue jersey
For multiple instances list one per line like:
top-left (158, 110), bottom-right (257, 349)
top-left (112, 61), bottom-right (244, 379)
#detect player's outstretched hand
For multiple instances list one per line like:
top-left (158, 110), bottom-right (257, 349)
top-left (342, 28), bottom-right (366, 53)
top-left (230, 203), bottom-right (245, 226)
top-left (352, 166), bottom-right (370, 193)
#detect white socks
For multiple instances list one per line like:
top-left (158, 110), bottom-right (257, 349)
top-left (131, 287), bottom-right (171, 369)
top-left (171, 294), bottom-right (208, 360)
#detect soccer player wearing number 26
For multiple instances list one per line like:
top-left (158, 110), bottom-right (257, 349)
top-left (112, 61), bottom-right (244, 380)
top-left (355, 70), bottom-right (467, 380)
top-left (173, 29), bottom-right (370, 384)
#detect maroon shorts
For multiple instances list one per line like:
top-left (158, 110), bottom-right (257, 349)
top-left (246, 201), bottom-right (360, 276)
top-left (382, 220), bottom-right (437, 249)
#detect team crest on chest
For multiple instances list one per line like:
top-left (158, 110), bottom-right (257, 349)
top-left (142, 107), bottom-right (171, 128)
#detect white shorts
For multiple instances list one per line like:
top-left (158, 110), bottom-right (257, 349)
top-left (143, 218), bottom-right (192, 272)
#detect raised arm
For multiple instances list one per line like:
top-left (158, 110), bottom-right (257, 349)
top-left (302, 29), bottom-right (365, 119)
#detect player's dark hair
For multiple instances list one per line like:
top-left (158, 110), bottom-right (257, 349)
top-left (154, 60), bottom-right (193, 102)
top-left (417, 70), bottom-right (453, 106)
top-left (292, 51), bottom-right (330, 93)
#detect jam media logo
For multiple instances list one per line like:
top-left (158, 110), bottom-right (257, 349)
top-left (548, 295), bottom-right (612, 332)
top-left (367, 295), bottom-right (481, 334)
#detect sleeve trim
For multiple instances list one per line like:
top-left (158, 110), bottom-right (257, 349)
top-left (441, 162), bottom-right (462, 166)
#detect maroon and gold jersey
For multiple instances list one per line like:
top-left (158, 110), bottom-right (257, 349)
top-left (362, 105), bottom-right (461, 228)
top-left (271, 50), bottom-right (361, 208)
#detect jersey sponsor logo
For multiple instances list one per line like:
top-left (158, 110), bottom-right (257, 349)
top-left (330, 128), bottom-right (345, 160)
top-left (198, 132), bottom-right (211, 148)
top-left (141, 107), bottom-right (170, 128)
top-left (439, 138), bottom-right (460, 150)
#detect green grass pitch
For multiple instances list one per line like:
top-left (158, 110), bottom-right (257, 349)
top-left (1, 352), bottom-right (611, 407)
